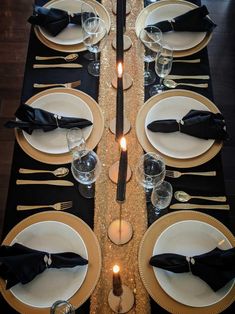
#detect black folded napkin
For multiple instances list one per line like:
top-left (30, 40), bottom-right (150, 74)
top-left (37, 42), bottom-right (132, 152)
top-left (0, 242), bottom-right (88, 289)
top-left (146, 5), bottom-right (216, 33)
top-left (28, 5), bottom-right (94, 36)
top-left (147, 110), bottom-right (228, 141)
top-left (150, 247), bottom-right (235, 291)
top-left (4, 104), bottom-right (93, 135)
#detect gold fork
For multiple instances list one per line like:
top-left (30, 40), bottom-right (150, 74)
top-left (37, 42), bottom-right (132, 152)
top-left (166, 170), bottom-right (216, 178)
top-left (33, 80), bottom-right (81, 89)
top-left (16, 201), bottom-right (73, 211)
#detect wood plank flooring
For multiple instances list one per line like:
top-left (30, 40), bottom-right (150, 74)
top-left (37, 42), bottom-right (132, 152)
top-left (0, 0), bottom-right (234, 238)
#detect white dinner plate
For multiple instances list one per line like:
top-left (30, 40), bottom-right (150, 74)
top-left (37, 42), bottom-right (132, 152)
top-left (145, 96), bottom-right (214, 159)
top-left (23, 92), bottom-right (93, 154)
top-left (152, 220), bottom-right (234, 307)
top-left (10, 221), bottom-right (88, 308)
top-left (144, 2), bottom-right (206, 51)
top-left (40, 0), bottom-right (87, 45)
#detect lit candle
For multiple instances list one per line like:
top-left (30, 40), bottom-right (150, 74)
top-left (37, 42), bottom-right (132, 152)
top-left (116, 0), bottom-right (124, 64)
top-left (116, 62), bottom-right (124, 141)
top-left (112, 265), bottom-right (123, 296)
top-left (116, 137), bottom-right (127, 202)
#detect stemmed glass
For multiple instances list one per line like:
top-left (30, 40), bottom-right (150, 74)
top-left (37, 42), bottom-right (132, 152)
top-left (136, 152), bottom-right (165, 201)
top-left (82, 17), bottom-right (108, 77)
top-left (71, 150), bottom-right (101, 198)
top-left (139, 26), bottom-right (162, 86)
top-left (81, 1), bottom-right (97, 61)
top-left (50, 300), bottom-right (75, 314)
top-left (66, 128), bottom-right (86, 155)
top-left (151, 181), bottom-right (173, 217)
top-left (149, 44), bottom-right (173, 96)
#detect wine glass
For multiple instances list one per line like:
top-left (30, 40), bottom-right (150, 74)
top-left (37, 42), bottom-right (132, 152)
top-left (71, 150), bottom-right (101, 198)
top-left (151, 181), bottom-right (173, 217)
top-left (145, 0), bottom-right (159, 6)
top-left (139, 26), bottom-right (162, 86)
top-left (66, 128), bottom-right (86, 155)
top-left (50, 300), bottom-right (75, 314)
top-left (81, 1), bottom-right (97, 61)
top-left (149, 44), bottom-right (173, 96)
top-left (82, 17), bottom-right (108, 77)
top-left (136, 152), bottom-right (165, 201)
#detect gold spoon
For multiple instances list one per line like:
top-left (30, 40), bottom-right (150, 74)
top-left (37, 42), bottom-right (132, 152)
top-left (35, 53), bottom-right (78, 62)
top-left (174, 191), bottom-right (226, 203)
top-left (164, 79), bottom-right (208, 89)
top-left (19, 167), bottom-right (69, 178)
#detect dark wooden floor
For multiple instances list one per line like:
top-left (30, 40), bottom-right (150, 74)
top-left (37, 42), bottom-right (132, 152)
top-left (0, 0), bottom-right (234, 238)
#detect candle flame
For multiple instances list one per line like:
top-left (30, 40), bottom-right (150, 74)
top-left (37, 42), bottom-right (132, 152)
top-left (113, 265), bottom-right (120, 273)
top-left (117, 62), bottom-right (123, 78)
top-left (120, 137), bottom-right (127, 151)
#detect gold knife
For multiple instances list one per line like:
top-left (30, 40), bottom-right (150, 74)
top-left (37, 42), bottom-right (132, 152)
top-left (166, 75), bottom-right (210, 80)
top-left (16, 180), bottom-right (74, 186)
top-left (33, 64), bottom-right (83, 69)
top-left (170, 203), bottom-right (230, 210)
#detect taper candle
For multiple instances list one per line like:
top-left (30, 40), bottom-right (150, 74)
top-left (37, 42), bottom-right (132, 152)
top-left (112, 265), bottom-right (123, 296)
top-left (116, 0), bottom-right (124, 63)
top-left (116, 137), bottom-right (127, 202)
top-left (116, 62), bottom-right (124, 141)
top-left (123, 0), bottom-right (126, 30)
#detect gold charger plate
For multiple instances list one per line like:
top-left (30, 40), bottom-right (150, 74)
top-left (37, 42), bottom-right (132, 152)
top-left (15, 88), bottom-right (104, 164)
top-left (136, 89), bottom-right (222, 168)
top-left (0, 211), bottom-right (101, 314)
top-left (135, 0), bottom-right (212, 57)
top-left (138, 210), bottom-right (235, 314)
top-left (34, 0), bottom-right (111, 52)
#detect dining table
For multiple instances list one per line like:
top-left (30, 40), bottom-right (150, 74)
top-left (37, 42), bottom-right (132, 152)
top-left (0, 0), bottom-right (234, 313)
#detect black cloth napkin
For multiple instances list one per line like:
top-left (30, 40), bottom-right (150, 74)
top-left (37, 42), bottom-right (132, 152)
top-left (150, 247), bottom-right (235, 291)
top-left (146, 5), bottom-right (216, 33)
top-left (28, 5), bottom-right (93, 36)
top-left (0, 242), bottom-right (88, 289)
top-left (4, 104), bottom-right (93, 135)
top-left (147, 110), bottom-right (228, 140)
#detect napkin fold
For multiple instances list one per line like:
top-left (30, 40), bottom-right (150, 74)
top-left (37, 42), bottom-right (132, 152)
top-left (147, 110), bottom-right (228, 140)
top-left (4, 104), bottom-right (93, 135)
top-left (28, 5), bottom-right (94, 36)
top-left (0, 242), bottom-right (88, 289)
top-left (146, 5), bottom-right (216, 33)
top-left (150, 247), bottom-right (235, 291)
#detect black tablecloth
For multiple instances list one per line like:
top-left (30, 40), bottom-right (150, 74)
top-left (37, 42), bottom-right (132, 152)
top-left (1, 0), bottom-right (234, 313)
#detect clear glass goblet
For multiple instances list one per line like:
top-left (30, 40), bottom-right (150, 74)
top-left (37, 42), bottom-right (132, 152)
top-left (151, 181), bottom-right (173, 217)
top-left (50, 300), bottom-right (75, 314)
top-left (71, 150), bottom-right (101, 198)
top-left (149, 44), bottom-right (173, 96)
top-left (136, 152), bottom-right (165, 201)
top-left (81, 1), bottom-right (97, 61)
top-left (139, 26), bottom-right (162, 86)
top-left (145, 0), bottom-right (159, 6)
top-left (66, 128), bottom-right (86, 156)
top-left (83, 17), bottom-right (108, 77)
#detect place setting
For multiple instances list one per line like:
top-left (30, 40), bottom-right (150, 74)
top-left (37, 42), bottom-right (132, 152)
top-left (5, 88), bottom-right (104, 164)
top-left (0, 211), bottom-right (102, 314)
top-left (138, 210), bottom-right (235, 314)
top-left (136, 89), bottom-right (227, 168)
top-left (29, 0), bottom-right (111, 53)
top-left (135, 0), bottom-right (216, 57)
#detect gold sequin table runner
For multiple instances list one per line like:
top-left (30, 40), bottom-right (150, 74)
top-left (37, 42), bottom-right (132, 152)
top-left (90, 1), bottom-right (150, 313)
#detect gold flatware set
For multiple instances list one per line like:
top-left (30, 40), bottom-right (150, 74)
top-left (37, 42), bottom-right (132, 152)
top-left (170, 203), bottom-right (230, 211)
top-left (33, 80), bottom-right (81, 89)
top-left (166, 170), bottom-right (216, 178)
top-left (17, 201), bottom-right (73, 211)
